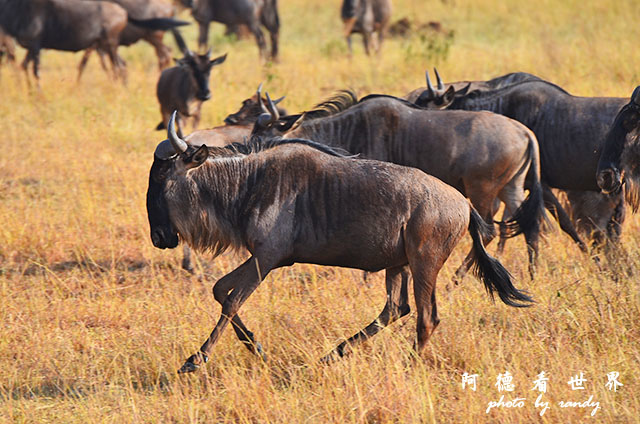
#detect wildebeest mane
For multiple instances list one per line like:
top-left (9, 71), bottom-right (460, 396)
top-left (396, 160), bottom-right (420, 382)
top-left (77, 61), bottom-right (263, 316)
top-left (301, 90), bottom-right (358, 121)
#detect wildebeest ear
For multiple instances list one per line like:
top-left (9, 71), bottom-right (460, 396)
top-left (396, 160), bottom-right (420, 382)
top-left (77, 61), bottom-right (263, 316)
top-left (187, 145), bottom-right (209, 169)
top-left (457, 83), bottom-right (472, 96)
top-left (210, 53), bottom-right (228, 67)
top-left (440, 86), bottom-right (456, 108)
top-left (273, 114), bottom-right (303, 132)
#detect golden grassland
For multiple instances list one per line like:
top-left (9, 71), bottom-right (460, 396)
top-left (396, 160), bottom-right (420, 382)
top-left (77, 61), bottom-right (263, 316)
top-left (1, 0), bottom-right (640, 422)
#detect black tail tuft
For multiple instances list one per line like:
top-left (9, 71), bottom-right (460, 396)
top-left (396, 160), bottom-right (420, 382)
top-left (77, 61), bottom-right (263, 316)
top-left (469, 207), bottom-right (534, 307)
top-left (499, 180), bottom-right (544, 240)
top-left (128, 17), bottom-right (190, 31)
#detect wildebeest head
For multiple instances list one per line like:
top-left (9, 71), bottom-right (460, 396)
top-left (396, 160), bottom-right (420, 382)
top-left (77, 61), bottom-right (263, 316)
top-left (224, 83), bottom-right (286, 125)
top-left (147, 111), bottom-right (209, 249)
top-left (414, 68), bottom-right (464, 109)
top-left (597, 86), bottom-right (640, 211)
top-left (250, 91), bottom-right (303, 138)
top-left (177, 49), bottom-right (227, 101)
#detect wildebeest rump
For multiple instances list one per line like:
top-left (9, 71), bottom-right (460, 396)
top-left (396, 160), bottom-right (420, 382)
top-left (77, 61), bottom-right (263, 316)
top-left (146, 112), bottom-right (533, 373)
top-left (191, 0), bottom-right (279, 60)
top-left (252, 91), bottom-right (545, 279)
top-left (597, 86), bottom-right (640, 212)
top-left (156, 29), bottom-right (227, 136)
top-left (413, 71), bottom-right (629, 253)
top-left (341, 0), bottom-right (392, 55)
top-left (78, 0), bottom-right (189, 77)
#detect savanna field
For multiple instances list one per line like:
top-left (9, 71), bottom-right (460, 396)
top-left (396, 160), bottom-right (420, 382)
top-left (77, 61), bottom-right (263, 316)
top-left (1, 0), bottom-right (640, 422)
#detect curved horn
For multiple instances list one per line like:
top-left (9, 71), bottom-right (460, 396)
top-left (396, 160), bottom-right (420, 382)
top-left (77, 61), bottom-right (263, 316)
top-left (266, 92), bottom-right (280, 121)
top-left (434, 67), bottom-right (444, 90)
top-left (257, 83), bottom-right (268, 114)
top-left (272, 95), bottom-right (286, 105)
top-left (168, 111), bottom-right (188, 153)
top-left (205, 47), bottom-right (212, 58)
top-left (632, 86), bottom-right (640, 105)
top-left (425, 71), bottom-right (435, 96)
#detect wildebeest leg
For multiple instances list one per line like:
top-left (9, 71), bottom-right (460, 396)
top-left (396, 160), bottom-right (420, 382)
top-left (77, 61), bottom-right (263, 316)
top-left (249, 23), bottom-right (268, 60)
top-left (197, 21), bottom-right (210, 52)
top-left (346, 34), bottom-right (353, 55)
top-left (413, 269), bottom-right (440, 354)
top-left (178, 256), bottom-right (271, 373)
top-left (542, 185), bottom-right (588, 254)
top-left (192, 103), bottom-right (203, 131)
top-left (77, 49), bottom-right (94, 82)
top-left (145, 32), bottom-right (172, 70)
top-left (181, 244), bottom-right (194, 273)
top-left (320, 265), bottom-right (411, 363)
top-left (268, 29), bottom-right (279, 61)
top-left (21, 51), bottom-right (33, 88)
top-left (362, 31), bottom-right (372, 55)
top-left (499, 181), bottom-right (538, 279)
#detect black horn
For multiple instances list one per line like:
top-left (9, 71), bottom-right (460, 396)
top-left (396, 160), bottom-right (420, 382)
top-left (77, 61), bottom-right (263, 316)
top-left (434, 67), bottom-right (444, 90)
top-left (426, 71), bottom-right (435, 96)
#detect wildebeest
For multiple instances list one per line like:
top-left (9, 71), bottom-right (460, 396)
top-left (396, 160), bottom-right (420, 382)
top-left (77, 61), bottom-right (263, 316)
top-left (412, 70), bottom-right (630, 255)
top-left (191, 0), bottom-right (280, 61)
top-left (597, 86), bottom-right (640, 213)
top-left (156, 29), bottom-right (227, 136)
top-left (184, 84), bottom-right (286, 146)
top-left (147, 112), bottom-right (533, 373)
top-left (0, 0), bottom-right (186, 84)
top-left (177, 84), bottom-right (286, 272)
top-left (252, 91), bottom-right (545, 280)
top-left (78, 0), bottom-right (189, 78)
top-left (341, 0), bottom-right (392, 55)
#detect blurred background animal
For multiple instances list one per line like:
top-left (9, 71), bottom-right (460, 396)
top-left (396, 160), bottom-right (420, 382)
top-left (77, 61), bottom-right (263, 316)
top-left (191, 0), bottom-right (280, 61)
top-left (341, 0), bottom-right (392, 55)
top-left (156, 29), bottom-right (227, 137)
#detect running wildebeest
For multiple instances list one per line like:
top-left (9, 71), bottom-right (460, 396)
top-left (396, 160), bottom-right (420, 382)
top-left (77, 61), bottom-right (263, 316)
top-left (412, 70), bottom-right (629, 256)
top-left (252, 90), bottom-right (545, 280)
top-left (0, 0), bottom-right (186, 84)
top-left (78, 0), bottom-right (189, 78)
top-left (597, 86), bottom-right (640, 213)
top-left (191, 0), bottom-right (280, 60)
top-left (147, 112), bottom-right (533, 373)
top-left (341, 0), bottom-right (392, 55)
top-left (156, 29), bottom-right (227, 136)
top-left (177, 84), bottom-right (286, 272)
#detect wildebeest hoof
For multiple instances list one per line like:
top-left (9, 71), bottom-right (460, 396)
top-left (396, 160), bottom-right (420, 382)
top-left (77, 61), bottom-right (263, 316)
top-left (177, 353), bottom-right (207, 374)
top-left (255, 342), bottom-right (267, 362)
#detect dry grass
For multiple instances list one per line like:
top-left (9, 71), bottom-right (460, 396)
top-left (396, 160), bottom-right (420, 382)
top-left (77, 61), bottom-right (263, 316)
top-left (1, 0), bottom-right (639, 422)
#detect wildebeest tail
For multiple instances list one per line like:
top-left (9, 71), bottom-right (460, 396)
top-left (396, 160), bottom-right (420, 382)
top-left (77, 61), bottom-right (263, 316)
top-left (500, 134), bottom-right (546, 240)
top-left (171, 28), bottom-right (189, 55)
top-left (468, 206), bottom-right (534, 307)
top-left (128, 17), bottom-right (190, 31)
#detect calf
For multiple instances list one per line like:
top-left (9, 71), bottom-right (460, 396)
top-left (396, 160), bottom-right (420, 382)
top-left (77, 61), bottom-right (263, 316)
top-left (156, 29), bottom-right (226, 136)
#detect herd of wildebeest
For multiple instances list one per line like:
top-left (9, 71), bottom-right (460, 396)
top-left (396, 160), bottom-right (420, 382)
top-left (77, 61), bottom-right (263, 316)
top-left (2, 0), bottom-right (640, 374)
